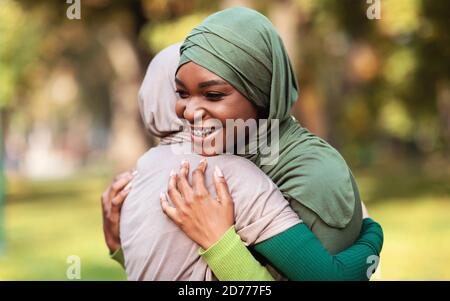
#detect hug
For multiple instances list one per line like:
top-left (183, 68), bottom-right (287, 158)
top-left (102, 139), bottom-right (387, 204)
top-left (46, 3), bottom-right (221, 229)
top-left (100, 7), bottom-right (383, 281)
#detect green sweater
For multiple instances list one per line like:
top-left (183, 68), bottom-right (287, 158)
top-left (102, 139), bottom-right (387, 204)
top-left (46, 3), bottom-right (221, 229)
top-left (111, 218), bottom-right (383, 280)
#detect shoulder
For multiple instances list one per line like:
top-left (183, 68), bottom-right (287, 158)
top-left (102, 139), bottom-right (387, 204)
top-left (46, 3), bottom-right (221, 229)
top-left (301, 145), bottom-right (350, 185)
top-left (280, 139), bottom-right (356, 204)
top-left (136, 147), bottom-right (158, 167)
top-left (215, 154), bottom-right (276, 188)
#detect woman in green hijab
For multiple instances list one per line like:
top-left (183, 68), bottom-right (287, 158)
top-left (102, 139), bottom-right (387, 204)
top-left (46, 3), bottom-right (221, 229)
top-left (161, 7), bottom-right (383, 280)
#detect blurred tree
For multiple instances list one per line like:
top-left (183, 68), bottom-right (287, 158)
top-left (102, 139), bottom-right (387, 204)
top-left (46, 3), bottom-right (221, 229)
top-left (0, 0), bottom-right (43, 253)
top-left (2, 0), bottom-right (449, 179)
top-left (9, 0), bottom-right (154, 172)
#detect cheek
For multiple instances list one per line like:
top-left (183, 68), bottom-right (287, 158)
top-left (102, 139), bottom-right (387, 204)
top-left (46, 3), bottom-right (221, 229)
top-left (227, 97), bottom-right (258, 120)
top-left (221, 92), bottom-right (258, 120)
top-left (208, 105), bottom-right (234, 122)
top-left (175, 100), bottom-right (185, 118)
top-left (208, 95), bottom-right (257, 121)
top-left (242, 102), bottom-right (258, 120)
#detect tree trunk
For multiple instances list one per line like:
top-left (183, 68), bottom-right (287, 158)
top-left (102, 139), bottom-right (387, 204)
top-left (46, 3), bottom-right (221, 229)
top-left (269, 0), bottom-right (298, 69)
top-left (100, 25), bottom-right (149, 172)
top-left (221, 0), bottom-right (254, 9)
top-left (270, 0), bottom-right (328, 138)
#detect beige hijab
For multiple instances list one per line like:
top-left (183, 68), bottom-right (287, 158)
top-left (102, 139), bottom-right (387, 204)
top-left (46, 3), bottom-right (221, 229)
top-left (138, 42), bottom-right (190, 144)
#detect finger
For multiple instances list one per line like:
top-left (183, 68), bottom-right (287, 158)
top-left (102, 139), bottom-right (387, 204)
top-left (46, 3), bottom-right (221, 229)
top-left (180, 160), bottom-right (189, 178)
top-left (176, 163), bottom-right (193, 200)
top-left (101, 187), bottom-right (111, 209)
top-left (167, 169), bottom-right (184, 209)
top-left (192, 159), bottom-right (209, 197)
top-left (111, 187), bottom-right (131, 215)
top-left (110, 176), bottom-right (133, 199)
top-left (123, 179), bottom-right (133, 192)
top-left (213, 165), bottom-right (233, 206)
top-left (113, 168), bottom-right (136, 182)
top-left (197, 158), bottom-right (207, 173)
top-left (113, 172), bottom-right (129, 182)
top-left (160, 192), bottom-right (180, 224)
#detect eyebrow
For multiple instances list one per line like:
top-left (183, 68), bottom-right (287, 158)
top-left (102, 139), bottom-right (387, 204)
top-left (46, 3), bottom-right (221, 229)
top-left (198, 79), bottom-right (228, 88)
top-left (175, 77), bottom-right (228, 89)
top-left (175, 78), bottom-right (186, 88)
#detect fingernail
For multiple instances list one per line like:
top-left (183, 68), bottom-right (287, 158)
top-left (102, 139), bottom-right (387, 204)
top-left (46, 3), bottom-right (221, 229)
top-left (181, 159), bottom-right (188, 166)
top-left (200, 158), bottom-right (207, 165)
top-left (170, 169), bottom-right (176, 177)
top-left (132, 170), bottom-right (138, 176)
top-left (214, 165), bottom-right (224, 178)
top-left (124, 182), bottom-right (132, 191)
top-left (160, 192), bottom-right (165, 200)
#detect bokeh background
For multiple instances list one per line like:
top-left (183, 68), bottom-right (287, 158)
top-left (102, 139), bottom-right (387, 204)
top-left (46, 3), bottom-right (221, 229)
top-left (1, 0), bottom-right (449, 280)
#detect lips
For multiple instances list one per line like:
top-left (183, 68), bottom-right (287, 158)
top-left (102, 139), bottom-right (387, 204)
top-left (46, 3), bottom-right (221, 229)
top-left (190, 125), bottom-right (225, 156)
top-left (191, 127), bottom-right (217, 138)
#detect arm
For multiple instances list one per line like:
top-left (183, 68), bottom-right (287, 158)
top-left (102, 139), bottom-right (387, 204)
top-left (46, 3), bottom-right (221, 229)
top-left (252, 218), bottom-right (383, 280)
top-left (200, 218), bottom-right (382, 281)
top-left (110, 248), bottom-right (125, 269)
top-left (162, 161), bottom-right (383, 280)
top-left (199, 226), bottom-right (275, 281)
top-left (101, 169), bottom-right (137, 268)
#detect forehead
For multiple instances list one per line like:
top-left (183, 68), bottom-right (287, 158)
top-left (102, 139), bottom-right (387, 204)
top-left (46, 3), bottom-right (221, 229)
top-left (176, 62), bottom-right (223, 82)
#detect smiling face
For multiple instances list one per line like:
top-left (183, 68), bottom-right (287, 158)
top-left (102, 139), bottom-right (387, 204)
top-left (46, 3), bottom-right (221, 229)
top-left (175, 62), bottom-right (258, 156)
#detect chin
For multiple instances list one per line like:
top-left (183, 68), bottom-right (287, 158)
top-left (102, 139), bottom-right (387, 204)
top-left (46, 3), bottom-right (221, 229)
top-left (191, 143), bottom-right (221, 157)
top-left (200, 151), bottom-right (218, 157)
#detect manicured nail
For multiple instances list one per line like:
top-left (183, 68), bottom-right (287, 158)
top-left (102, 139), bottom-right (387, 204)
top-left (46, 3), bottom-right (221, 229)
top-left (200, 158), bottom-right (208, 171)
top-left (160, 192), bottom-right (165, 200)
top-left (124, 182), bottom-right (132, 191)
top-left (214, 166), bottom-right (224, 178)
top-left (170, 169), bottom-right (176, 177)
top-left (132, 170), bottom-right (138, 176)
top-left (181, 159), bottom-right (188, 166)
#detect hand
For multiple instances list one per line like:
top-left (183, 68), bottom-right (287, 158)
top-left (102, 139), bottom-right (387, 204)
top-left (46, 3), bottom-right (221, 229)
top-left (361, 201), bottom-right (370, 219)
top-left (101, 169), bottom-right (136, 253)
top-left (160, 159), bottom-right (235, 250)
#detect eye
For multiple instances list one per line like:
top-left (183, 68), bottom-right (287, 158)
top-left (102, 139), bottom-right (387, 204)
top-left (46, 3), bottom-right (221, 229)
top-left (205, 92), bottom-right (226, 101)
top-left (176, 90), bottom-right (189, 99)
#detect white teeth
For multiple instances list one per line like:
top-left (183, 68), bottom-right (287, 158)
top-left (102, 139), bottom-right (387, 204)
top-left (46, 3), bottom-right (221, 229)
top-left (192, 128), bottom-right (215, 137)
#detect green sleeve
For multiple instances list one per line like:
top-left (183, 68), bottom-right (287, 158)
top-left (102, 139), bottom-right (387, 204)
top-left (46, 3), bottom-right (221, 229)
top-left (110, 247), bottom-right (125, 269)
top-left (253, 218), bottom-right (384, 280)
top-left (199, 226), bottom-right (275, 281)
top-left (200, 218), bottom-right (383, 281)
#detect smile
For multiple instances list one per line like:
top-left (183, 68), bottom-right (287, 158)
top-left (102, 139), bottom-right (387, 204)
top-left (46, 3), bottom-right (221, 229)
top-left (191, 127), bottom-right (217, 138)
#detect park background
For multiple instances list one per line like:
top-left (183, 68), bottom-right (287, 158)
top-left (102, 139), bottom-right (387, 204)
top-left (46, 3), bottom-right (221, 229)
top-left (0, 0), bottom-right (449, 280)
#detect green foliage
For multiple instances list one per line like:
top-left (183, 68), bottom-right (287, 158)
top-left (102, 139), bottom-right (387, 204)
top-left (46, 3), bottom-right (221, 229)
top-left (292, 0), bottom-right (450, 159)
top-left (2, 0), bottom-right (450, 161)
top-left (0, 0), bottom-right (42, 108)
top-left (141, 13), bottom-right (208, 53)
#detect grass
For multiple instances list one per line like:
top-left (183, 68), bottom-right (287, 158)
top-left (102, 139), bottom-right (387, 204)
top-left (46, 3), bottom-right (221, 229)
top-left (356, 165), bottom-right (450, 280)
top-left (0, 165), bottom-right (449, 280)
top-left (0, 176), bottom-right (126, 280)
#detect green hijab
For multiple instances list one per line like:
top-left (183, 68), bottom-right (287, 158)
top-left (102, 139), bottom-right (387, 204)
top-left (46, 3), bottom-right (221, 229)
top-left (178, 7), bottom-right (357, 229)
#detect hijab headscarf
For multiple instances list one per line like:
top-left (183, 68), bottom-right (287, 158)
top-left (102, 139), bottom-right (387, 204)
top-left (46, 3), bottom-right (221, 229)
top-left (178, 7), bottom-right (358, 228)
top-left (138, 43), bottom-right (190, 145)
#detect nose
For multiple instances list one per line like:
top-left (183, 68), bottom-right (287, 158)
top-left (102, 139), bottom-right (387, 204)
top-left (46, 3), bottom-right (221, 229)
top-left (183, 98), bottom-right (207, 124)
